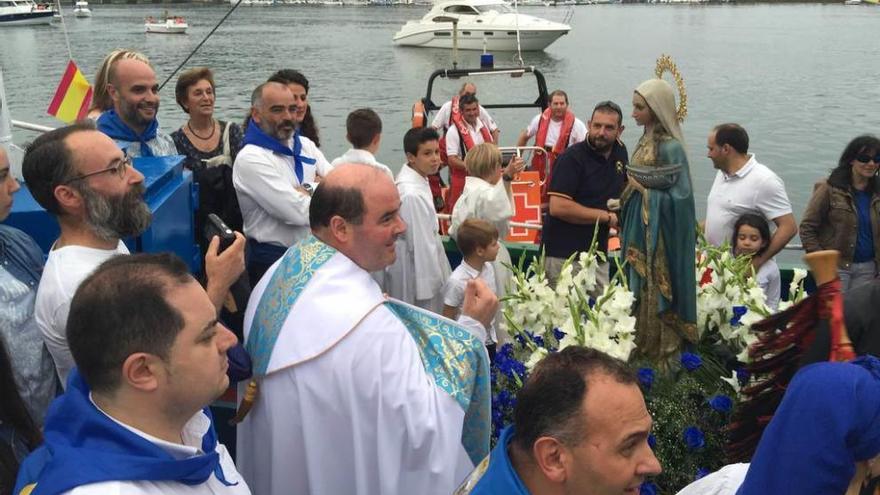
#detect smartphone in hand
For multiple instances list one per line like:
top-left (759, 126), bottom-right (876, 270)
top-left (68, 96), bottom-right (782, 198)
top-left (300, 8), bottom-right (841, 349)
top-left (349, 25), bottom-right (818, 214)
top-left (204, 213), bottom-right (236, 254)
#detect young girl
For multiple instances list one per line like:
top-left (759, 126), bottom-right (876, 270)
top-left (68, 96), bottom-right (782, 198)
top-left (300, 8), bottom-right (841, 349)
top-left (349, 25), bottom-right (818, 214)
top-left (732, 213), bottom-right (781, 310)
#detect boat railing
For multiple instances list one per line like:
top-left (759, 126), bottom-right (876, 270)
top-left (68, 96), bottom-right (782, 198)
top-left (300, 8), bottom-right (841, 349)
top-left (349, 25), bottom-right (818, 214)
top-left (420, 66), bottom-right (549, 114)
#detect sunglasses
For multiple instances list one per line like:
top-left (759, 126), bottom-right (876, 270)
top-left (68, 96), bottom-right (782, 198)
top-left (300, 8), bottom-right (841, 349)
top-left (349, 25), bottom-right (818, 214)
top-left (63, 155), bottom-right (132, 185)
top-left (855, 154), bottom-right (880, 165)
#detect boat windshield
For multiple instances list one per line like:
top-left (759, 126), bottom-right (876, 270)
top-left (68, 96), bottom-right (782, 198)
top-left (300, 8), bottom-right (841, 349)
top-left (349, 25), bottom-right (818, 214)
top-left (474, 3), bottom-right (514, 13)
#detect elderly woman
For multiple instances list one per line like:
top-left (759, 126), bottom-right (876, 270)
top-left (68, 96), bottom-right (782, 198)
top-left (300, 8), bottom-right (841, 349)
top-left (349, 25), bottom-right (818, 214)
top-left (800, 135), bottom-right (880, 292)
top-left (619, 78), bottom-right (697, 364)
top-left (171, 67), bottom-right (244, 253)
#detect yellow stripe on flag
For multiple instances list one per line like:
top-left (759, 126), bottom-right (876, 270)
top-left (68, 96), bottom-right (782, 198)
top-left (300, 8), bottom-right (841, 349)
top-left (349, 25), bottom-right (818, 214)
top-left (47, 60), bottom-right (94, 124)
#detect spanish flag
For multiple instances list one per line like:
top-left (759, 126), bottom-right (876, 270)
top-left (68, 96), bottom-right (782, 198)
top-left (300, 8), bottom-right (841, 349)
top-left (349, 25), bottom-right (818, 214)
top-left (46, 60), bottom-right (93, 124)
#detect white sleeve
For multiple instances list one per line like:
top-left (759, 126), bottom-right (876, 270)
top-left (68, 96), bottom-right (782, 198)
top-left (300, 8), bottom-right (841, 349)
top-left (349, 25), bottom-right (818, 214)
top-left (385, 197), bottom-right (420, 304)
top-left (39, 300), bottom-right (75, 387)
top-left (756, 172), bottom-right (793, 220)
top-left (758, 262), bottom-right (781, 311)
top-left (570, 118), bottom-right (588, 145)
top-left (445, 126), bottom-right (462, 158)
top-left (479, 106), bottom-right (498, 132)
top-left (431, 103), bottom-right (451, 130)
top-left (525, 114), bottom-right (541, 139)
top-left (233, 152), bottom-right (311, 226)
top-left (675, 463), bottom-right (749, 495)
top-left (312, 146), bottom-right (334, 176)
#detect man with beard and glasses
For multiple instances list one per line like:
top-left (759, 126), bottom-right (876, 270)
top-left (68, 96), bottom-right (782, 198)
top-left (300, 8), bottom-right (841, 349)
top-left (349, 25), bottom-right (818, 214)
top-left (23, 123), bottom-right (245, 386)
top-left (94, 51), bottom-right (177, 158)
top-left (542, 101), bottom-right (628, 289)
top-left (233, 82), bottom-right (334, 284)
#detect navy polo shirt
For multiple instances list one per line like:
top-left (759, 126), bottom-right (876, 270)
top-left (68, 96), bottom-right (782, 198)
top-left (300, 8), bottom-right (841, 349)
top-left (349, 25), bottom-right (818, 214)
top-left (542, 139), bottom-right (628, 258)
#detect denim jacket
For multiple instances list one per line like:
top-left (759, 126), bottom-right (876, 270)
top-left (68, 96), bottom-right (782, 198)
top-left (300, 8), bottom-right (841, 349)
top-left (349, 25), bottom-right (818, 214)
top-left (0, 224), bottom-right (43, 287)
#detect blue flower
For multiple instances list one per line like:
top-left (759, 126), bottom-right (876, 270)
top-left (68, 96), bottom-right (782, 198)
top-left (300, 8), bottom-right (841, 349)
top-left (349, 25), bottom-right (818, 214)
top-left (708, 395), bottom-right (733, 414)
top-left (736, 367), bottom-right (750, 386)
top-left (696, 467), bottom-right (711, 480)
top-left (640, 481), bottom-right (659, 495)
top-left (647, 433), bottom-right (657, 450)
top-left (532, 334), bottom-right (545, 347)
top-left (683, 426), bottom-right (705, 451)
top-left (552, 328), bottom-right (565, 341)
top-left (638, 368), bottom-right (655, 391)
top-left (680, 352), bottom-right (703, 372)
top-left (729, 306), bottom-right (748, 326)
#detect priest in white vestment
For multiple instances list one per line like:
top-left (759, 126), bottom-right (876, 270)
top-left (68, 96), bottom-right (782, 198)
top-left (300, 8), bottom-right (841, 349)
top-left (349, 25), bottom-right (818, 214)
top-left (384, 128), bottom-right (451, 313)
top-left (235, 163), bottom-right (497, 495)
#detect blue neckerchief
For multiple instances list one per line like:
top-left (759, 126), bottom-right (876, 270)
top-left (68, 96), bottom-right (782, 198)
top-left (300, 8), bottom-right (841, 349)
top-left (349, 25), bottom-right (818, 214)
top-left (737, 356), bottom-right (880, 495)
top-left (243, 119), bottom-right (315, 184)
top-left (96, 109), bottom-right (159, 158)
top-left (14, 370), bottom-right (237, 495)
top-left (466, 426), bottom-right (530, 495)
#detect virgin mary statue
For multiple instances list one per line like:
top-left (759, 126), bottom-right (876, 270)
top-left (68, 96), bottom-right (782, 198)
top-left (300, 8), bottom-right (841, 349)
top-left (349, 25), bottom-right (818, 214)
top-left (619, 67), bottom-right (697, 364)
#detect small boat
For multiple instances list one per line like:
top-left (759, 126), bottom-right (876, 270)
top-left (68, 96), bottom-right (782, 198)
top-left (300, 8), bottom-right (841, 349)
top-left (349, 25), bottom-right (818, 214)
top-left (393, 0), bottom-right (570, 51)
top-left (144, 15), bottom-right (187, 34)
top-left (0, 0), bottom-right (54, 26)
top-left (73, 0), bottom-right (90, 17)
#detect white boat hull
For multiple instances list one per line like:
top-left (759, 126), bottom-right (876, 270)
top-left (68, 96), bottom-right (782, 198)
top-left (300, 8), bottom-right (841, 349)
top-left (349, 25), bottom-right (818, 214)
top-left (145, 22), bottom-right (187, 34)
top-left (74, 8), bottom-right (90, 16)
top-left (394, 27), bottom-right (567, 51)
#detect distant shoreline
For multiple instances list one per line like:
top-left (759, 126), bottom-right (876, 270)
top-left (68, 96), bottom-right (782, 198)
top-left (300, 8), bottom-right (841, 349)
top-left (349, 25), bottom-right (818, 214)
top-left (56, 0), bottom-right (847, 5)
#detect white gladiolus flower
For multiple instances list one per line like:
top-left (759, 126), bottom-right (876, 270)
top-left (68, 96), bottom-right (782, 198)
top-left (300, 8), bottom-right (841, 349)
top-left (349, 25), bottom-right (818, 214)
top-left (525, 347), bottom-right (549, 371)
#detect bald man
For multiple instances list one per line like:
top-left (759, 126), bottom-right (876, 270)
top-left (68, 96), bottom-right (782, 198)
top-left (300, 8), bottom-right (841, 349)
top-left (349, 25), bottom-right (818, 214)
top-left (95, 53), bottom-right (176, 157)
top-left (0, 145), bottom-right (57, 424)
top-left (236, 163), bottom-right (498, 495)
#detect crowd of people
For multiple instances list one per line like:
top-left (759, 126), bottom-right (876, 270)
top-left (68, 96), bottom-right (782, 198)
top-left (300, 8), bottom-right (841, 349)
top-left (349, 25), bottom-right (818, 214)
top-left (0, 46), bottom-right (878, 495)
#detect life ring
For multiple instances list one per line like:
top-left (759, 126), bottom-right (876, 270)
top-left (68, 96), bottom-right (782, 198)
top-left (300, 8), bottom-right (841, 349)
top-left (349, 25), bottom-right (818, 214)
top-left (411, 99), bottom-right (426, 129)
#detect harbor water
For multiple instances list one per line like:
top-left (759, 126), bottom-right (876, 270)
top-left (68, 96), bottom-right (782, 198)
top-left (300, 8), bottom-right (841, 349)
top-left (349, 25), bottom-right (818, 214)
top-left (1, 3), bottom-right (878, 263)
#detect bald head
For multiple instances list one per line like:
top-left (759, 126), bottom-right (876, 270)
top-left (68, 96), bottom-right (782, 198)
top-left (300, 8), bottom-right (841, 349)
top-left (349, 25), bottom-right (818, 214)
top-left (310, 163), bottom-right (404, 272)
top-left (107, 58), bottom-right (159, 134)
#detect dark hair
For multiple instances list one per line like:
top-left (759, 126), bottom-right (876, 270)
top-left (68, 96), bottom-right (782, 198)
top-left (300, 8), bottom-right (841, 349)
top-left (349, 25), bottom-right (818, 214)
top-left (309, 181), bottom-right (366, 228)
top-left (828, 134), bottom-right (880, 189)
top-left (174, 67), bottom-right (214, 114)
top-left (458, 93), bottom-right (479, 110)
top-left (67, 253), bottom-right (193, 394)
top-left (267, 69), bottom-right (321, 147)
top-left (512, 346), bottom-right (637, 454)
top-left (22, 121), bottom-right (97, 215)
top-left (732, 213), bottom-right (771, 256)
top-left (347, 108), bottom-right (382, 149)
top-left (403, 127), bottom-right (440, 156)
top-left (455, 218), bottom-right (498, 257)
top-left (713, 123), bottom-right (750, 154)
top-left (591, 100), bottom-right (622, 126)
top-left (549, 89), bottom-right (569, 105)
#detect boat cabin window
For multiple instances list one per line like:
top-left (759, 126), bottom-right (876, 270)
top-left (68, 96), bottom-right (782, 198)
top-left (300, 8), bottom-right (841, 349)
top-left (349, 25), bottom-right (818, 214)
top-left (474, 3), bottom-right (514, 13)
top-left (443, 4), bottom-right (480, 14)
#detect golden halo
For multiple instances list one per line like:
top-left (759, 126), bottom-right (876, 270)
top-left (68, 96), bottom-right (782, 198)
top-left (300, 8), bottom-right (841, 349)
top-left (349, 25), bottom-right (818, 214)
top-left (654, 54), bottom-right (687, 123)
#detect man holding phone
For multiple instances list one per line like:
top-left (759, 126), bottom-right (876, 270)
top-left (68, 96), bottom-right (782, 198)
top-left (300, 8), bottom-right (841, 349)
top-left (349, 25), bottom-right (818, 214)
top-left (22, 122), bottom-right (246, 386)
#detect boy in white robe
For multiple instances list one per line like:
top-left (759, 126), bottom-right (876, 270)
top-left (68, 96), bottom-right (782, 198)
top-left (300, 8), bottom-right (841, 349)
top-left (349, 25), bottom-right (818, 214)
top-left (235, 163), bottom-right (498, 495)
top-left (330, 108), bottom-right (393, 178)
top-left (384, 127), bottom-right (451, 313)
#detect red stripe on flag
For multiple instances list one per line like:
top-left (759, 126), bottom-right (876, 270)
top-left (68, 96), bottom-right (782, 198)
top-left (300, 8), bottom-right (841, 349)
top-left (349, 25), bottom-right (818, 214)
top-left (47, 61), bottom-right (78, 116)
top-left (76, 86), bottom-right (94, 121)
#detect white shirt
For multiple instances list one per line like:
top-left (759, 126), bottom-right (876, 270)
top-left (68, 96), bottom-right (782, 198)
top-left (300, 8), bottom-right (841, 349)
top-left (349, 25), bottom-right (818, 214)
top-left (236, 249), bottom-right (486, 495)
top-left (443, 260), bottom-right (498, 344)
top-left (65, 404), bottom-right (251, 495)
top-left (384, 164), bottom-right (451, 313)
top-left (757, 257), bottom-right (781, 310)
top-left (330, 148), bottom-right (393, 178)
top-left (676, 463), bottom-right (749, 495)
top-left (232, 136), bottom-right (333, 248)
top-left (431, 101), bottom-right (498, 133)
top-left (705, 155), bottom-right (793, 247)
top-left (35, 241), bottom-right (129, 387)
top-left (524, 113), bottom-right (587, 148)
top-left (445, 119), bottom-right (489, 159)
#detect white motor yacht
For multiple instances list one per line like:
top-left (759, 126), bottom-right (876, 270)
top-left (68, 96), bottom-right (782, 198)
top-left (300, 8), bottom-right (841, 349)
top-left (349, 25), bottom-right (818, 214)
top-left (73, 0), bottom-right (90, 17)
top-left (0, 0), bottom-right (54, 26)
top-left (145, 15), bottom-right (188, 34)
top-left (393, 0), bottom-right (570, 51)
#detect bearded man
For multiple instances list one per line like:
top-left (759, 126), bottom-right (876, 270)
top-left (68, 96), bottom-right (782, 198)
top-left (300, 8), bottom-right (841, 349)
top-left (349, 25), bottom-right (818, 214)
top-left (23, 122), bottom-right (244, 386)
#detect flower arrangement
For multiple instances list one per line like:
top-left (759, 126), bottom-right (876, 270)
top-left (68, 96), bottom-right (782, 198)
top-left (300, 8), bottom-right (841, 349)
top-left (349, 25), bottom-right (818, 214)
top-left (491, 235), bottom-right (808, 493)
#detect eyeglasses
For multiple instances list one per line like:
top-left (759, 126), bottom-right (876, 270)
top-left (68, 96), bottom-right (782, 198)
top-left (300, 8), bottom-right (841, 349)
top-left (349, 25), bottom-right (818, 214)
top-left (63, 156), bottom-right (132, 184)
top-left (855, 154), bottom-right (880, 165)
